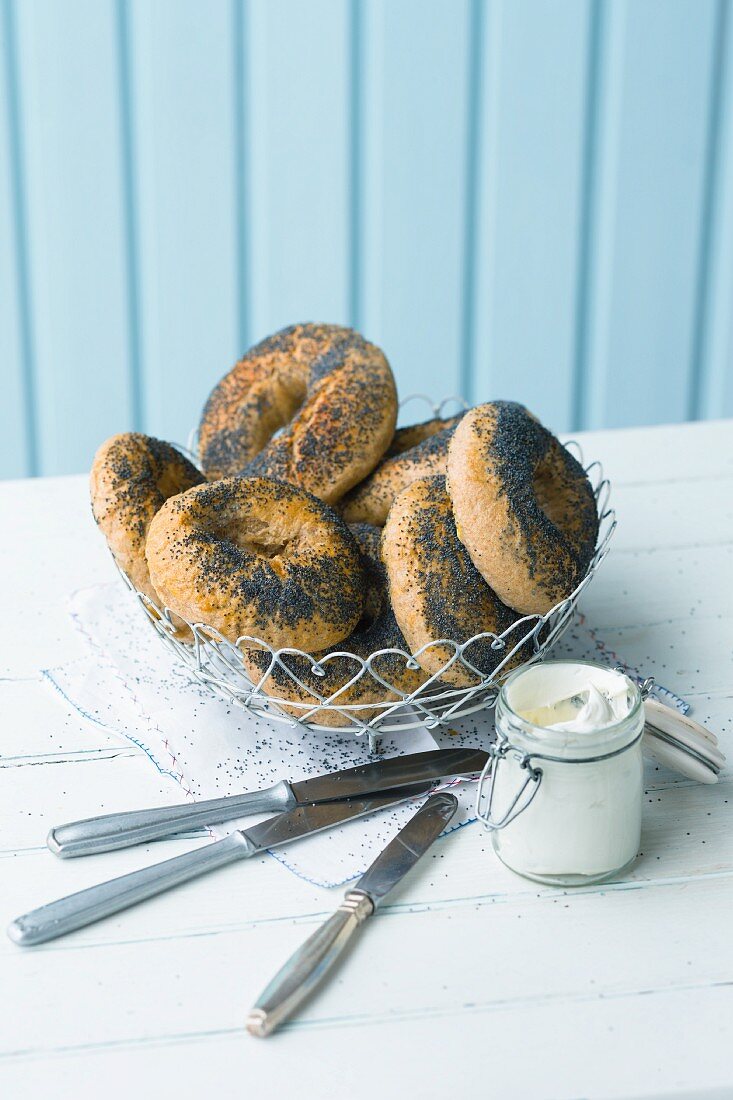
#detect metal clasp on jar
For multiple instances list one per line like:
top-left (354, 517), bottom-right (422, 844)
top-left (475, 734), bottom-right (544, 830)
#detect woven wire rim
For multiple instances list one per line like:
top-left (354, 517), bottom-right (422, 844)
top-left (124, 396), bottom-right (615, 741)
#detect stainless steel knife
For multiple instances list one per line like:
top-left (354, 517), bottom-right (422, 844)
top-left (8, 784), bottom-right (432, 947)
top-left (246, 790), bottom-right (458, 1038)
top-left (47, 747), bottom-right (486, 858)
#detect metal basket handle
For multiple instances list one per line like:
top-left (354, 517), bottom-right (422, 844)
top-left (476, 741), bottom-right (543, 830)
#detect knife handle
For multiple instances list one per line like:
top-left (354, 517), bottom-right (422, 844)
top-left (47, 781), bottom-right (294, 858)
top-left (247, 891), bottom-right (374, 1038)
top-left (8, 832), bottom-right (254, 947)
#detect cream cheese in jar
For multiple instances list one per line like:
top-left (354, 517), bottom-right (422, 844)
top-left (481, 661), bottom-right (645, 886)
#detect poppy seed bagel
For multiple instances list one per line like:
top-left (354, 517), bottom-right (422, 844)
top-left (145, 476), bottom-right (364, 651)
top-left (340, 414), bottom-right (465, 527)
top-left (199, 323), bottom-right (397, 504)
top-left (446, 402), bottom-right (599, 615)
top-left (90, 432), bottom-right (204, 608)
top-left (382, 475), bottom-right (522, 687)
top-left (241, 523), bottom-right (426, 726)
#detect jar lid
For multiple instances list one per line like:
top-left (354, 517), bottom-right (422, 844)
top-left (643, 697), bottom-right (724, 784)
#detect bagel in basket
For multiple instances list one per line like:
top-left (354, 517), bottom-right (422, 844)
top-left (446, 402), bottom-right (599, 615)
top-left (145, 477), bottom-right (364, 651)
top-left (340, 414), bottom-right (464, 526)
top-left (241, 524), bottom-right (426, 727)
top-left (90, 432), bottom-right (204, 608)
top-left (198, 323), bottom-right (397, 503)
top-left (385, 413), bottom-right (464, 457)
top-left (382, 475), bottom-right (524, 687)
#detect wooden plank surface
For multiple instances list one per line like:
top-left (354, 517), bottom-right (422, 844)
top-left (470, 0), bottom-right (592, 427)
top-left (4, 2), bottom-right (733, 478)
top-left (358, 0), bottom-right (472, 398)
top-left (697, 0), bottom-right (733, 421)
top-left (244, 0), bottom-right (353, 342)
top-left (1, 418), bottom-right (732, 1099)
top-left (0, 0), bottom-right (34, 478)
top-left (127, 0), bottom-right (240, 445)
top-left (11, 0), bottom-right (134, 476)
top-left (581, 0), bottom-right (720, 429)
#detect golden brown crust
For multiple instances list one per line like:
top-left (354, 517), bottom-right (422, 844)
top-left (446, 402), bottom-right (599, 615)
top-left (382, 476), bottom-right (521, 687)
top-left (385, 414), bottom-right (464, 457)
top-left (198, 323), bottom-right (397, 503)
top-left (340, 417), bottom-right (463, 526)
top-left (241, 524), bottom-right (426, 726)
top-left (145, 476), bottom-right (364, 651)
top-left (90, 433), bottom-right (204, 606)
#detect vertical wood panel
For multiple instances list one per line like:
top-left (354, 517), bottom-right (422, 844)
top-left (243, 0), bottom-right (352, 343)
top-left (582, 0), bottom-right (719, 430)
top-left (470, 0), bottom-right (592, 432)
top-left (12, 0), bottom-right (133, 476)
top-left (2, 0), bottom-right (733, 482)
top-left (0, 0), bottom-right (34, 478)
top-left (359, 0), bottom-right (471, 402)
top-left (697, 1), bottom-right (733, 420)
top-left (128, 0), bottom-right (239, 446)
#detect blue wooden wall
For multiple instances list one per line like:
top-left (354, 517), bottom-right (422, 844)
top-left (2, 0), bottom-right (732, 479)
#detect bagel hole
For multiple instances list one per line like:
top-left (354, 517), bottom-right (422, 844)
top-left (532, 458), bottom-right (576, 536)
top-left (242, 536), bottom-right (289, 559)
top-left (214, 517), bottom-right (292, 562)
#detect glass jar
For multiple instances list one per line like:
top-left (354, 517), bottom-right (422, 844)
top-left (478, 660), bottom-right (645, 886)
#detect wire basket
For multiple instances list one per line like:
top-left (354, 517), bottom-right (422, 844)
top-left (119, 396), bottom-right (616, 749)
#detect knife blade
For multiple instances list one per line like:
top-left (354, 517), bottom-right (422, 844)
top-left (246, 791), bottom-right (458, 1037)
top-left (48, 747), bottom-right (487, 858)
top-left (8, 784), bottom-right (432, 947)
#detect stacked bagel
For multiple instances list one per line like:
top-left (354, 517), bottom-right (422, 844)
top-left (90, 323), bottom-right (599, 726)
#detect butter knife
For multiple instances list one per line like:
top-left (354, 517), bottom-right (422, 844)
top-left (246, 791), bottom-right (458, 1037)
top-left (48, 747), bottom-right (487, 858)
top-left (8, 785), bottom-right (431, 947)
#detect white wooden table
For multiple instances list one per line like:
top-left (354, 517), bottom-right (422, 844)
top-left (2, 419), bottom-right (732, 1100)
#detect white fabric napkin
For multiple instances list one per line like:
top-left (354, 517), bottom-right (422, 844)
top-left (44, 581), bottom-right (686, 888)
